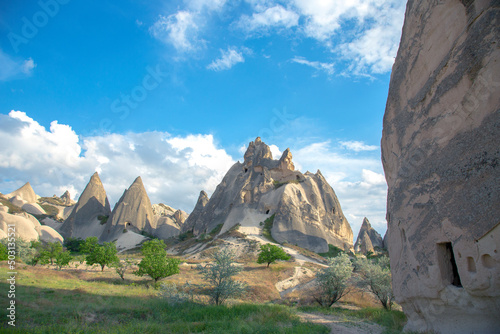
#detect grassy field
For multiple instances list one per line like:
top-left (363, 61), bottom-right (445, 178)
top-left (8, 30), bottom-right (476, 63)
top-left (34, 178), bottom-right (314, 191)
top-left (0, 258), bottom-right (407, 333)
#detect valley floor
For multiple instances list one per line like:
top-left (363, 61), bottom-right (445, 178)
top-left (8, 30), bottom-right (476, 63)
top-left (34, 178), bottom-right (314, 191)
top-left (0, 258), bottom-right (406, 333)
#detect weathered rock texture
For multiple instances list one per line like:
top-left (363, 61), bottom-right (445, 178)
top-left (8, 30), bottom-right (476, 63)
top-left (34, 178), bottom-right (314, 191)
top-left (183, 137), bottom-right (353, 253)
top-left (182, 191), bottom-right (209, 233)
top-left (152, 203), bottom-right (188, 239)
top-left (381, 1), bottom-right (500, 332)
top-left (60, 190), bottom-right (76, 206)
top-left (60, 172), bottom-right (111, 240)
top-left (101, 176), bottom-right (155, 241)
top-left (0, 210), bottom-right (62, 243)
top-left (6, 182), bottom-right (37, 204)
top-left (354, 218), bottom-right (383, 254)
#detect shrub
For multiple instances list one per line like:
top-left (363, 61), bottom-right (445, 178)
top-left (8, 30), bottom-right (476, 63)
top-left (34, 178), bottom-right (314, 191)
top-left (160, 282), bottom-right (196, 306)
top-left (261, 214), bottom-right (278, 243)
top-left (257, 244), bottom-right (291, 267)
top-left (63, 237), bottom-right (85, 253)
top-left (82, 237), bottom-right (119, 271)
top-left (313, 253), bottom-right (353, 307)
top-left (318, 244), bottom-right (344, 258)
top-left (97, 215), bottom-right (109, 225)
top-left (113, 258), bottom-right (135, 280)
top-left (197, 248), bottom-right (246, 305)
top-left (355, 256), bottom-right (394, 310)
top-left (134, 239), bottom-right (180, 283)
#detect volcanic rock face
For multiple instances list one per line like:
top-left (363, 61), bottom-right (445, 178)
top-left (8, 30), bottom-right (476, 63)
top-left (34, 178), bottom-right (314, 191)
top-left (381, 1), bottom-right (500, 332)
top-left (101, 176), bottom-right (155, 241)
top-left (183, 137), bottom-right (353, 253)
top-left (60, 190), bottom-right (75, 206)
top-left (6, 182), bottom-right (37, 204)
top-left (354, 218), bottom-right (383, 254)
top-left (153, 204), bottom-right (188, 239)
top-left (60, 172), bottom-right (111, 239)
top-left (182, 191), bottom-right (208, 233)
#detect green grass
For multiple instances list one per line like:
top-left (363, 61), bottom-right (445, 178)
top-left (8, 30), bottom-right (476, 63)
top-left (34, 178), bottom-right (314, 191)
top-left (262, 214), bottom-right (279, 243)
top-left (38, 197), bottom-right (65, 206)
top-left (0, 265), bottom-right (329, 333)
top-left (298, 305), bottom-right (407, 334)
top-left (318, 244), bottom-right (344, 258)
top-left (40, 204), bottom-right (59, 217)
top-left (0, 198), bottom-right (23, 214)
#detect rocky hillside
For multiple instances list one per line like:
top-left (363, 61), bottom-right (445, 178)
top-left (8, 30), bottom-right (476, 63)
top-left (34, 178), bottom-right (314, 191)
top-left (182, 137), bottom-right (353, 253)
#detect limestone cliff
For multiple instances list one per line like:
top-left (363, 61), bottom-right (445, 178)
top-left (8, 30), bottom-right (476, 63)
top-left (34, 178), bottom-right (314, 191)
top-left (60, 172), bottom-right (111, 239)
top-left (354, 218), bottom-right (383, 254)
top-left (183, 137), bottom-right (353, 253)
top-left (381, 0), bottom-right (500, 332)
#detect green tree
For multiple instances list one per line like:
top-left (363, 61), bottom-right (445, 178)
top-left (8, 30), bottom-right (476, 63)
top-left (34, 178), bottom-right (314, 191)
top-left (55, 251), bottom-right (72, 270)
top-left (257, 244), bottom-right (291, 267)
top-left (313, 253), bottom-right (353, 307)
top-left (134, 239), bottom-right (180, 283)
top-left (0, 243), bottom-right (8, 261)
top-left (83, 237), bottom-right (119, 271)
top-left (30, 241), bottom-right (63, 266)
top-left (197, 248), bottom-right (246, 305)
top-left (0, 238), bottom-right (37, 264)
top-left (356, 256), bottom-right (394, 310)
top-left (64, 237), bottom-right (85, 253)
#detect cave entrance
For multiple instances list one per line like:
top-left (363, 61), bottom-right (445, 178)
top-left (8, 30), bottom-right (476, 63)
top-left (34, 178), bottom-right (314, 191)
top-left (437, 242), bottom-right (462, 287)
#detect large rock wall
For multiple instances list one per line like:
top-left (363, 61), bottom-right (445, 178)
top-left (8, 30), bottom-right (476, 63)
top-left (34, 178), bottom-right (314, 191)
top-left (381, 1), bottom-right (499, 332)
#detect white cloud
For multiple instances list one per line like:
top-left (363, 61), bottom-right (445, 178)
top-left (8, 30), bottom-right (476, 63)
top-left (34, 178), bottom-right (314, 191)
top-left (0, 50), bottom-right (36, 81)
top-left (0, 111), bottom-right (235, 211)
top-left (269, 144), bottom-right (281, 159)
top-left (207, 47), bottom-right (245, 71)
top-left (340, 140), bottom-right (378, 152)
top-left (291, 56), bottom-right (334, 76)
top-left (150, 11), bottom-right (200, 52)
top-left (292, 140), bottom-right (387, 238)
top-left (238, 5), bottom-right (299, 32)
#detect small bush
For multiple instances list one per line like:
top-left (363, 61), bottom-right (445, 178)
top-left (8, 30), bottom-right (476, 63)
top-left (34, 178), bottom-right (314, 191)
top-left (112, 258), bottom-right (135, 280)
top-left (197, 248), bottom-right (246, 305)
top-left (98, 215), bottom-right (109, 225)
top-left (318, 244), bottom-right (344, 258)
top-left (355, 256), bottom-right (394, 310)
top-left (313, 253), bottom-right (353, 307)
top-left (261, 214), bottom-right (278, 243)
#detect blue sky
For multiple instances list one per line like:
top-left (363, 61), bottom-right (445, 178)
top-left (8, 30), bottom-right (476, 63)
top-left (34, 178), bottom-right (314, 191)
top-left (0, 0), bottom-right (407, 239)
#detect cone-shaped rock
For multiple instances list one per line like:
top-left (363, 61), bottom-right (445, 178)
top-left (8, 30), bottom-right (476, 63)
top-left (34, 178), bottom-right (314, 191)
top-left (60, 172), bottom-right (111, 239)
top-left (101, 176), bottom-right (155, 241)
top-left (354, 218), bottom-right (383, 254)
top-left (182, 191), bottom-right (209, 233)
top-left (183, 137), bottom-right (353, 253)
top-left (7, 182), bottom-right (37, 204)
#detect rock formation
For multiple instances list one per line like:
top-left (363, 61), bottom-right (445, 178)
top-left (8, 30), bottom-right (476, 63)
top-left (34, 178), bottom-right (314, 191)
top-left (153, 204), bottom-right (188, 239)
top-left (6, 182), bottom-right (37, 204)
top-left (183, 137), bottom-right (353, 253)
top-left (101, 176), bottom-right (155, 241)
top-left (60, 190), bottom-right (75, 206)
top-left (182, 191), bottom-right (208, 233)
top-left (0, 208), bottom-right (62, 243)
top-left (381, 1), bottom-right (500, 332)
top-left (60, 172), bottom-right (111, 240)
top-left (354, 217), bottom-right (383, 254)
